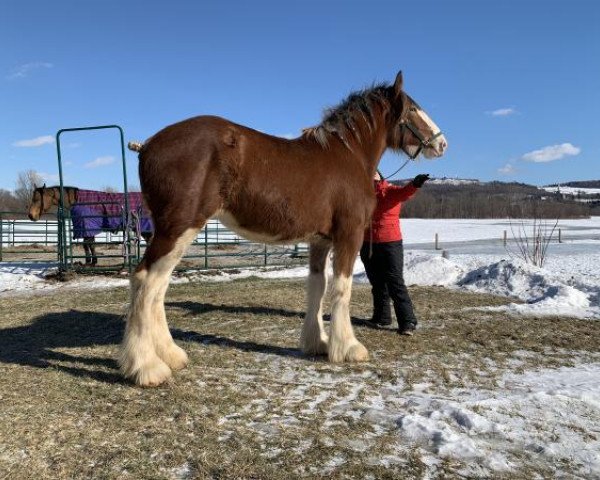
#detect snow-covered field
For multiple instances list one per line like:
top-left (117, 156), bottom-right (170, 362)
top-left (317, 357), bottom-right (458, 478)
top-left (1, 217), bottom-right (599, 477)
top-left (3, 217), bottom-right (598, 318)
top-left (541, 185), bottom-right (600, 195)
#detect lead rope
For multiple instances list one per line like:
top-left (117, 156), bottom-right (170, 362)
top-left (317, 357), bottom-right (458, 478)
top-left (380, 157), bottom-right (411, 181)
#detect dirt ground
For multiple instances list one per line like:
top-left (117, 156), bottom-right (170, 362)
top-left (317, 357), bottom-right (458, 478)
top-left (0, 278), bottom-right (598, 479)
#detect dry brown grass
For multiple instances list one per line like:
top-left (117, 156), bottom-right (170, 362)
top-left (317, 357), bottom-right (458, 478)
top-left (0, 278), bottom-right (598, 479)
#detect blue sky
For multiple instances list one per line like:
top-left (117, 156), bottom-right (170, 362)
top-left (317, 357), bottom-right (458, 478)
top-left (2, 0), bottom-right (599, 191)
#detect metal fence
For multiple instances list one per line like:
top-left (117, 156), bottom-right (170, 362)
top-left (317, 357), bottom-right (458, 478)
top-left (0, 212), bottom-right (308, 271)
top-left (0, 213), bottom-right (59, 262)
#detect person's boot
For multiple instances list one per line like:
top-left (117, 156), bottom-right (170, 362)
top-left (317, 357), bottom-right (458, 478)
top-left (369, 302), bottom-right (393, 328)
top-left (398, 319), bottom-right (418, 336)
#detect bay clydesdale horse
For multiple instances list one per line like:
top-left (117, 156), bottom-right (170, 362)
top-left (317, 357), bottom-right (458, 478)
top-left (28, 185), bottom-right (153, 265)
top-left (123, 71), bottom-right (447, 386)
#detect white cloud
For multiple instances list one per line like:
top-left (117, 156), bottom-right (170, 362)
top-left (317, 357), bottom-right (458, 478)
top-left (13, 135), bottom-right (54, 147)
top-left (498, 163), bottom-right (516, 175)
top-left (7, 62), bottom-right (54, 80)
top-left (85, 155), bottom-right (115, 168)
top-left (281, 133), bottom-right (296, 139)
top-left (521, 143), bottom-right (581, 163)
top-left (487, 107), bottom-right (517, 117)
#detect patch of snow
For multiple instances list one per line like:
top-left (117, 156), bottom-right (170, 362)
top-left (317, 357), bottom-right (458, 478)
top-left (365, 363), bottom-right (600, 476)
top-left (210, 348), bottom-right (600, 477)
top-left (0, 262), bottom-right (127, 297)
top-left (427, 177), bottom-right (481, 186)
top-left (541, 185), bottom-right (600, 195)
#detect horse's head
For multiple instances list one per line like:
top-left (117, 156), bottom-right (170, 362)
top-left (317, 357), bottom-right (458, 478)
top-left (28, 184), bottom-right (56, 221)
top-left (387, 71), bottom-right (447, 159)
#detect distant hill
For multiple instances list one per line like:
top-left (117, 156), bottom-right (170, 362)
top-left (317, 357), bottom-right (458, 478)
top-left (545, 180), bottom-right (600, 189)
top-left (390, 178), bottom-right (599, 219)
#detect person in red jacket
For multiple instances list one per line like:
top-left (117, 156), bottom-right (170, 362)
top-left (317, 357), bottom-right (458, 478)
top-left (360, 172), bottom-right (430, 335)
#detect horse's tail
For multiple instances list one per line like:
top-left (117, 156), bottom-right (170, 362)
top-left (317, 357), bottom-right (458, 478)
top-left (127, 141), bottom-right (144, 153)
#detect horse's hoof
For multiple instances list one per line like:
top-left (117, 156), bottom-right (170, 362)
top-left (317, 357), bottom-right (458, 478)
top-left (345, 342), bottom-right (369, 362)
top-left (157, 342), bottom-right (188, 371)
top-left (328, 341), bottom-right (369, 363)
top-left (122, 356), bottom-right (172, 387)
top-left (301, 336), bottom-right (329, 356)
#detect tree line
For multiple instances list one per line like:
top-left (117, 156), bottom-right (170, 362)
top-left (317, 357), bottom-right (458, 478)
top-left (400, 181), bottom-right (599, 218)
top-left (0, 170), bottom-right (42, 213)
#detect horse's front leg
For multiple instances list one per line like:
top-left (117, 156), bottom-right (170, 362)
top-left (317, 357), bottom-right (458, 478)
top-left (328, 231), bottom-right (369, 363)
top-left (300, 239), bottom-right (331, 355)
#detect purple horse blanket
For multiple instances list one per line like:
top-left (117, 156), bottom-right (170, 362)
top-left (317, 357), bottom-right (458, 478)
top-left (71, 190), bottom-right (153, 239)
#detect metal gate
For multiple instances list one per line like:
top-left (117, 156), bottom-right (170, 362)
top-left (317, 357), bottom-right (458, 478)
top-left (56, 125), bottom-right (134, 272)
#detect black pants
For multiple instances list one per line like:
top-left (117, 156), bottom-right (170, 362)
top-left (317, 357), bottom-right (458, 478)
top-left (360, 240), bottom-right (417, 331)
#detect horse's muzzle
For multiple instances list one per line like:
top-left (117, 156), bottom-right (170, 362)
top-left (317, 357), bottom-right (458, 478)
top-left (431, 135), bottom-right (448, 157)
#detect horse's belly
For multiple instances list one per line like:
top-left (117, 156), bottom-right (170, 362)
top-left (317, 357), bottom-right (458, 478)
top-left (214, 209), bottom-right (310, 244)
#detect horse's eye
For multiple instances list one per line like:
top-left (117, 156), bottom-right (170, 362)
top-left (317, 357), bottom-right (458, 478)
top-left (409, 107), bottom-right (417, 112)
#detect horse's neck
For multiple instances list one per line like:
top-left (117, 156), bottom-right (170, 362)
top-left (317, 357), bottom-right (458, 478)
top-left (349, 114), bottom-right (390, 176)
top-left (58, 187), bottom-right (78, 208)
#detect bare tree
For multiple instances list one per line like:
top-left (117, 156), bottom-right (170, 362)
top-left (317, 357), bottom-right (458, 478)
top-left (14, 170), bottom-right (44, 211)
top-left (506, 216), bottom-right (559, 267)
top-left (0, 189), bottom-right (20, 212)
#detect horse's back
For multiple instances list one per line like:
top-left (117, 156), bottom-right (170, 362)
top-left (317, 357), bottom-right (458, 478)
top-left (138, 115), bottom-right (374, 239)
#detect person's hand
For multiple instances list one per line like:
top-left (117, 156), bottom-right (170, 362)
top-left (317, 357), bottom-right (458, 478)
top-left (412, 174), bottom-right (430, 188)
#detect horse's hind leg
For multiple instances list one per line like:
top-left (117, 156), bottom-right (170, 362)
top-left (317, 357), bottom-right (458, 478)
top-left (83, 238), bottom-right (92, 265)
top-left (328, 233), bottom-right (369, 363)
top-left (120, 227), bottom-right (200, 386)
top-left (300, 239), bottom-right (331, 355)
top-left (90, 238), bottom-right (98, 265)
top-left (151, 229), bottom-right (200, 371)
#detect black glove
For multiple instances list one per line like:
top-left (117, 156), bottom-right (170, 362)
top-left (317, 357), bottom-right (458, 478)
top-left (412, 174), bottom-right (430, 188)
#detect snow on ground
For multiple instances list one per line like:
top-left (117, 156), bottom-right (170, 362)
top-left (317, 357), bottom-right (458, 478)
top-left (0, 262), bottom-right (128, 297)
top-left (393, 362), bottom-right (600, 475)
top-left (2, 218), bottom-right (599, 476)
top-left (217, 354), bottom-right (600, 477)
top-left (541, 185), bottom-right (600, 195)
top-left (401, 216), bottom-right (600, 245)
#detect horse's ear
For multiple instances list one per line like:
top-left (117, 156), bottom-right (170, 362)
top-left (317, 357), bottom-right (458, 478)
top-left (43, 183), bottom-right (46, 188)
top-left (394, 70), bottom-right (404, 97)
top-left (33, 183), bottom-right (37, 189)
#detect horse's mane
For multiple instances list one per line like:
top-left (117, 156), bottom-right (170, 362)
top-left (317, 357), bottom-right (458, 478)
top-left (302, 83), bottom-right (393, 149)
top-left (44, 185), bottom-right (79, 192)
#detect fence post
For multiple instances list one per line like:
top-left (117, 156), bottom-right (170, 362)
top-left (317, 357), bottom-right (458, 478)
top-left (204, 226), bottom-right (208, 269)
top-left (435, 233), bottom-right (440, 250)
top-left (503, 230), bottom-right (507, 247)
top-left (0, 213), bottom-right (3, 261)
top-left (558, 228), bottom-right (562, 243)
top-left (264, 244), bottom-right (268, 266)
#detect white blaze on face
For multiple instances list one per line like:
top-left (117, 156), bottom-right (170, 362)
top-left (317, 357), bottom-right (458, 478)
top-left (416, 108), bottom-right (447, 158)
